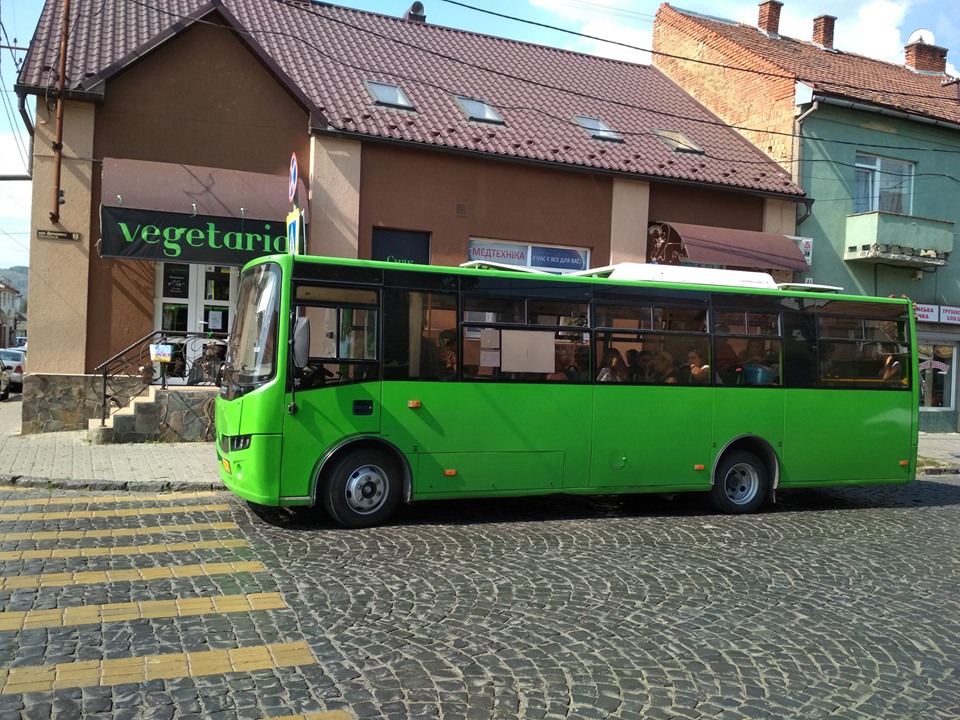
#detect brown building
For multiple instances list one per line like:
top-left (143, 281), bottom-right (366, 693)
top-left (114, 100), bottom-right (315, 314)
top-left (17, 0), bottom-right (806, 432)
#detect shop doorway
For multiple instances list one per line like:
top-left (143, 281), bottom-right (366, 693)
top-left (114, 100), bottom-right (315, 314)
top-left (154, 263), bottom-right (237, 384)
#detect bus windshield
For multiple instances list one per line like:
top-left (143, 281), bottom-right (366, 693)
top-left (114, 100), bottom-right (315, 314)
top-left (221, 263), bottom-right (281, 399)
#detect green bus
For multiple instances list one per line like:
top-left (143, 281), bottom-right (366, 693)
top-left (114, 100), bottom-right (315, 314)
top-left (215, 254), bottom-right (917, 527)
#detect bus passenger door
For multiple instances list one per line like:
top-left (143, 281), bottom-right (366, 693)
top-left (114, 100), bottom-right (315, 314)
top-left (590, 385), bottom-right (714, 490)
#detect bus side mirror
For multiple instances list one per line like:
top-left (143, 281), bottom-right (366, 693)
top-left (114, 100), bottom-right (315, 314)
top-left (293, 316), bottom-right (310, 368)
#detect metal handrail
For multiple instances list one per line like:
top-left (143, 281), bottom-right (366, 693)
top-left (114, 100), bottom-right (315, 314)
top-left (96, 331), bottom-right (228, 426)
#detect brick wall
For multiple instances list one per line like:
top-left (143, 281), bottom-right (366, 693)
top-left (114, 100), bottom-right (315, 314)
top-left (653, 7), bottom-right (797, 174)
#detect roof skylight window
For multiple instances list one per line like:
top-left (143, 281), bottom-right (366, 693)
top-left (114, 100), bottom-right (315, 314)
top-left (573, 115), bottom-right (623, 142)
top-left (655, 129), bottom-right (704, 154)
top-left (366, 81), bottom-right (414, 109)
top-left (455, 96), bottom-right (504, 124)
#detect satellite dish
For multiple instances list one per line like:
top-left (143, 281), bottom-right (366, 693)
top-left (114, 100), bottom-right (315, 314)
top-left (907, 28), bottom-right (935, 45)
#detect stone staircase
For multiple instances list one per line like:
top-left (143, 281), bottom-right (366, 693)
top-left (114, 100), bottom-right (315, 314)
top-left (88, 386), bottom-right (219, 444)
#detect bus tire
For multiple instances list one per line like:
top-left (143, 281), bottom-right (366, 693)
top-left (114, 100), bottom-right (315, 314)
top-left (323, 449), bottom-right (400, 528)
top-left (711, 450), bottom-right (768, 514)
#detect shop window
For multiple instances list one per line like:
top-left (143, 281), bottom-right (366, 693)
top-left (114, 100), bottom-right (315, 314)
top-left (919, 344), bottom-right (955, 410)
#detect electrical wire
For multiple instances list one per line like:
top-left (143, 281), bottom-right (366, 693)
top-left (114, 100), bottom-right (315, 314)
top-left (35, 0), bottom-right (960, 161)
top-left (441, 0), bottom-right (960, 102)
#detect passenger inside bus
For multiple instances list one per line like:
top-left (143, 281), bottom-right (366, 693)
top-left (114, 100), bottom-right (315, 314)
top-left (879, 349), bottom-right (904, 384)
top-left (548, 344), bottom-right (583, 382)
top-left (651, 351), bottom-right (679, 384)
top-left (679, 348), bottom-right (710, 384)
top-left (438, 329), bottom-right (458, 379)
top-left (739, 339), bottom-right (780, 385)
top-left (626, 349), bottom-right (655, 382)
top-left (597, 348), bottom-right (630, 382)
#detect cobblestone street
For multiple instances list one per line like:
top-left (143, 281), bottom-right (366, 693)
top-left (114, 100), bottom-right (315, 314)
top-left (1, 477), bottom-right (959, 719)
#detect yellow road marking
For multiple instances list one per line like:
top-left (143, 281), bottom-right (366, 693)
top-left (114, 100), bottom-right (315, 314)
top-left (0, 538), bottom-right (248, 561)
top-left (0, 592), bottom-right (286, 631)
top-left (0, 641), bottom-right (316, 694)
top-left (0, 504), bottom-right (231, 522)
top-left (0, 561), bottom-right (264, 590)
top-left (0, 491), bottom-right (221, 508)
top-left (0, 521), bottom-right (238, 541)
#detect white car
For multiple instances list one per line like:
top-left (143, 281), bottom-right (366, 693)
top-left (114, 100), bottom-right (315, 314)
top-left (0, 349), bottom-right (25, 393)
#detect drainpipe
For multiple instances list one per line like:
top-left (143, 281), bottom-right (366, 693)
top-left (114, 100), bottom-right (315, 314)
top-left (17, 93), bottom-right (35, 177)
top-left (50, 0), bottom-right (71, 224)
top-left (793, 100), bottom-right (819, 226)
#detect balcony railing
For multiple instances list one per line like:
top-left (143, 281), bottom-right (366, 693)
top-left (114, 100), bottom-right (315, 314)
top-left (844, 211), bottom-right (953, 267)
top-left (93, 331), bottom-right (228, 426)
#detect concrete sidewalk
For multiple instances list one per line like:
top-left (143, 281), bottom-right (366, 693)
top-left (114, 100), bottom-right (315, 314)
top-left (0, 394), bottom-right (958, 491)
top-left (0, 396), bottom-right (222, 491)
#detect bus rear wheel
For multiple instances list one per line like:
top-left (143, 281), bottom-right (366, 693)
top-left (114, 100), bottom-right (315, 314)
top-left (711, 451), bottom-right (768, 514)
top-left (323, 449), bottom-right (400, 528)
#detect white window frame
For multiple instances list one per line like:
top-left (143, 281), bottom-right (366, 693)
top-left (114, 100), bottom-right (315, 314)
top-left (654, 129), bottom-right (704, 154)
top-left (366, 81), bottom-right (414, 109)
top-left (573, 115), bottom-right (623, 142)
top-left (455, 96), bottom-right (504, 124)
top-left (853, 153), bottom-right (914, 215)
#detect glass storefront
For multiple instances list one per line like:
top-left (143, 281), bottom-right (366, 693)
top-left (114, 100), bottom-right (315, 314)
top-left (918, 328), bottom-right (960, 432)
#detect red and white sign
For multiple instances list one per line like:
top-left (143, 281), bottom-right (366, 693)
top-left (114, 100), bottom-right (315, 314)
top-left (939, 306), bottom-right (960, 325)
top-left (915, 303), bottom-right (938, 322)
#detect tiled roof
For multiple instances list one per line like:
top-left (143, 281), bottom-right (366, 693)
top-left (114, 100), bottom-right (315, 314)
top-left (19, 0), bottom-right (803, 197)
top-left (660, 4), bottom-right (960, 127)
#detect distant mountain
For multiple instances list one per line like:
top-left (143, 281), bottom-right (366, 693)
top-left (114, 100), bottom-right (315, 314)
top-left (0, 266), bottom-right (28, 303)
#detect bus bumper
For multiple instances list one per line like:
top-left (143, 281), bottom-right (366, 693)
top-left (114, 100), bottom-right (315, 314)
top-left (217, 433), bottom-right (283, 506)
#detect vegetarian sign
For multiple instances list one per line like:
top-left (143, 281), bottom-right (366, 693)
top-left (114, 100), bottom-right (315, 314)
top-left (100, 207), bottom-right (288, 265)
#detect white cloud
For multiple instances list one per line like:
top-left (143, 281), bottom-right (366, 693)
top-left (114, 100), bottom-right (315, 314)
top-left (571, 19), bottom-right (651, 64)
top-left (0, 129), bottom-right (32, 267)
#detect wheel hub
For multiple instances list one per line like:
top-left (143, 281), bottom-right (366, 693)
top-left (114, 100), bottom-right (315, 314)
top-left (344, 464), bottom-right (388, 513)
top-left (724, 462), bottom-right (760, 505)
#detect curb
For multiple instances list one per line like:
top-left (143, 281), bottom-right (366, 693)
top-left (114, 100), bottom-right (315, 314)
top-left (3, 466), bottom-right (958, 492)
top-left (918, 466), bottom-right (960, 475)
top-left (0, 475), bottom-right (225, 492)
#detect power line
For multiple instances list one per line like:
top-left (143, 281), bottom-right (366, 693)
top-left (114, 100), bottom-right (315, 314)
top-left (441, 0), bottom-right (959, 102)
top-left (47, 0), bottom-right (960, 161)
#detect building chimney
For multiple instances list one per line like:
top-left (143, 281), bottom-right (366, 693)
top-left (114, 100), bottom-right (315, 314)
top-left (403, 2), bottom-right (426, 23)
top-left (758, 0), bottom-right (783, 36)
top-left (813, 15), bottom-right (836, 48)
top-left (906, 41), bottom-right (947, 73)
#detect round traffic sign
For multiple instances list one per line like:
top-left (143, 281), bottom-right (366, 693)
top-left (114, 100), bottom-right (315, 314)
top-left (288, 152), bottom-right (298, 204)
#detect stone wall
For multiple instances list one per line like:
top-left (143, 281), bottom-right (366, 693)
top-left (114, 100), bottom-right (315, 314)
top-left (21, 373), bottom-right (112, 434)
top-left (21, 374), bottom-right (217, 442)
top-left (105, 388), bottom-right (218, 443)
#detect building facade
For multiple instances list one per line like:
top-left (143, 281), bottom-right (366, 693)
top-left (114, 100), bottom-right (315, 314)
top-left (17, 0), bottom-right (807, 432)
top-left (0, 282), bottom-right (20, 348)
top-left (654, 1), bottom-right (960, 431)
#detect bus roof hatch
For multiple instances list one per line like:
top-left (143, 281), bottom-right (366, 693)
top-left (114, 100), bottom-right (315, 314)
top-left (570, 263), bottom-right (779, 289)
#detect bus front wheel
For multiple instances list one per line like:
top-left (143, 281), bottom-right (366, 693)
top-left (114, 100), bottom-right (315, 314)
top-left (711, 451), bottom-right (769, 514)
top-left (323, 449), bottom-right (400, 528)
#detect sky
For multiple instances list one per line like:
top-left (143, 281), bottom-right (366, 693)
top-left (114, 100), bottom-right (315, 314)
top-left (1, 0), bottom-right (958, 269)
